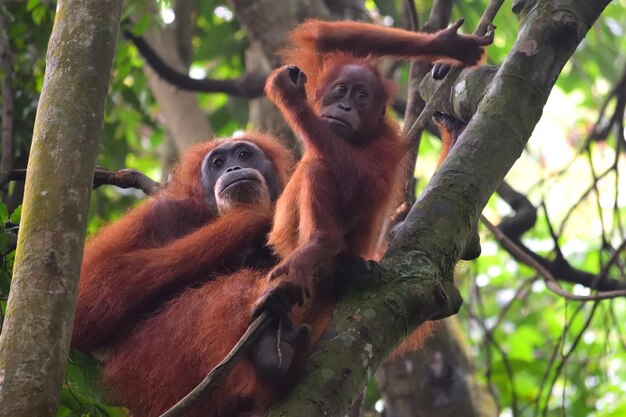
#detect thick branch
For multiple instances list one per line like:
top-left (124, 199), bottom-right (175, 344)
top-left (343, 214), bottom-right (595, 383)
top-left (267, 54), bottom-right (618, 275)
top-left (124, 29), bottom-right (266, 98)
top-left (378, 318), bottom-right (498, 417)
top-left (419, 65), bottom-right (498, 122)
top-left (267, 258), bottom-right (463, 417)
top-left (495, 181), bottom-right (537, 239)
top-left (391, 0), bottom-right (611, 263)
top-left (93, 168), bottom-right (161, 195)
top-left (403, 0), bottom-right (502, 148)
top-left (421, 67), bottom-right (626, 292)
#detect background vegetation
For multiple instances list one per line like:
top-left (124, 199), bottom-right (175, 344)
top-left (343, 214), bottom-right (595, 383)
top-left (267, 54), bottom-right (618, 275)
top-left (1, 0), bottom-right (625, 416)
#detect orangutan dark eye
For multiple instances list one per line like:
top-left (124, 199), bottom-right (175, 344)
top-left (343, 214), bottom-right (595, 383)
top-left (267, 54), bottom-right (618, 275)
top-left (238, 150), bottom-right (251, 160)
top-left (212, 158), bottom-right (224, 168)
top-left (356, 90), bottom-right (368, 101)
top-left (335, 84), bottom-right (347, 96)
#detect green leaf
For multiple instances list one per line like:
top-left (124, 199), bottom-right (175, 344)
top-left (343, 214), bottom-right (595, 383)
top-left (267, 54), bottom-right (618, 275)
top-left (131, 13), bottom-right (153, 36)
top-left (55, 404), bottom-right (72, 417)
top-left (0, 234), bottom-right (13, 253)
top-left (59, 350), bottom-right (129, 416)
top-left (31, 5), bottom-right (47, 26)
top-left (26, 0), bottom-right (40, 12)
top-left (507, 326), bottom-right (544, 362)
top-left (0, 202), bottom-right (8, 224)
top-left (10, 206), bottom-right (22, 224)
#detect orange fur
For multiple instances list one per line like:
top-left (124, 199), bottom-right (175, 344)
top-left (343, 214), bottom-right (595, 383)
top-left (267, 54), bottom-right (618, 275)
top-left (72, 132), bottom-right (292, 352)
top-left (281, 19), bottom-right (492, 100)
top-left (266, 19), bottom-right (491, 267)
top-left (260, 19), bottom-right (493, 361)
top-left (391, 321), bottom-right (438, 358)
top-left (435, 112), bottom-right (467, 166)
top-left (264, 60), bottom-right (404, 267)
top-left (102, 267), bottom-right (335, 417)
top-left (73, 133), bottom-right (300, 417)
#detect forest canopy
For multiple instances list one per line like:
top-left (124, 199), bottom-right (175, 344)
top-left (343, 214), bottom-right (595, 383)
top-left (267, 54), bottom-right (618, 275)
top-left (0, 1), bottom-right (625, 417)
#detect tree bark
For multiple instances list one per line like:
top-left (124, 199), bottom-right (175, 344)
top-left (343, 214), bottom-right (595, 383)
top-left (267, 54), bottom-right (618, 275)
top-left (378, 318), bottom-right (497, 417)
top-left (143, 23), bottom-right (213, 152)
top-left (265, 1), bottom-right (611, 415)
top-left (379, 4), bottom-right (497, 416)
top-left (0, 1), bottom-right (123, 416)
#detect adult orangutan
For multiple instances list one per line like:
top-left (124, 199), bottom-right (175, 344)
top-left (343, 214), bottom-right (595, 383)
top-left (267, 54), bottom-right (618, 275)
top-left (72, 132), bottom-right (293, 353)
top-left (76, 133), bottom-right (323, 417)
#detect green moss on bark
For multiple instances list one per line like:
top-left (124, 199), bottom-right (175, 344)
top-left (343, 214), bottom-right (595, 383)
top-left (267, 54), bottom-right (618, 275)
top-left (0, 1), bottom-right (124, 417)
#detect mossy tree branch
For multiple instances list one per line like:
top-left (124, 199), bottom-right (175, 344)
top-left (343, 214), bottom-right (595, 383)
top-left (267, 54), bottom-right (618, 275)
top-left (419, 65), bottom-right (498, 123)
top-left (267, 1), bottom-right (611, 416)
top-left (0, 1), bottom-right (124, 416)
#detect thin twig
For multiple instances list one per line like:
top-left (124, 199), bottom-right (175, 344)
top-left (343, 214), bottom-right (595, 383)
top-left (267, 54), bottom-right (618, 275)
top-left (534, 317), bottom-right (566, 417)
top-left (0, 167), bottom-right (161, 196)
top-left (540, 301), bottom-right (600, 417)
top-left (158, 311), bottom-right (273, 417)
top-left (404, 0), bottom-right (504, 148)
top-left (596, 240), bottom-right (626, 287)
top-left (493, 160), bottom-right (625, 292)
top-left (614, 115), bottom-right (625, 237)
top-left (482, 216), bottom-right (626, 301)
top-left (93, 168), bottom-right (161, 195)
top-left (585, 149), bottom-right (609, 248)
top-left (531, 61), bottom-right (626, 200)
top-left (586, 61), bottom-right (626, 145)
top-left (401, 0), bottom-right (453, 190)
top-left (557, 165), bottom-right (614, 236)
top-left (540, 201), bottom-right (565, 262)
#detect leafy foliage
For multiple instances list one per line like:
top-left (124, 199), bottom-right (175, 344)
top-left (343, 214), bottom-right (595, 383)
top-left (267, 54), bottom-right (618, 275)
top-left (0, 202), bottom-right (16, 302)
top-left (1, 0), bottom-right (626, 416)
top-left (58, 351), bottom-right (128, 417)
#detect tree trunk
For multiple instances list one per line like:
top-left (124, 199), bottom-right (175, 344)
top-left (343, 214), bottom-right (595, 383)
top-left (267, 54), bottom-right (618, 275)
top-left (377, 318), bottom-right (497, 417)
top-left (143, 21), bottom-right (213, 152)
top-left (0, 1), bottom-right (123, 416)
